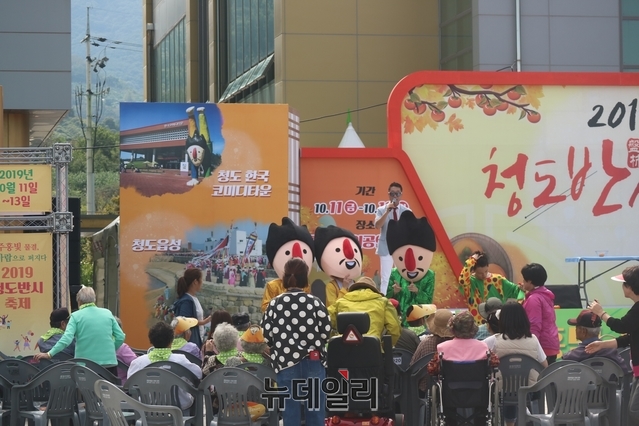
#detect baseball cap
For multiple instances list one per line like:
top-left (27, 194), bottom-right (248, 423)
top-left (567, 309), bottom-right (602, 328)
top-left (478, 297), bottom-right (503, 319)
top-left (611, 274), bottom-right (625, 282)
top-left (388, 298), bottom-right (399, 309)
top-left (406, 304), bottom-right (437, 322)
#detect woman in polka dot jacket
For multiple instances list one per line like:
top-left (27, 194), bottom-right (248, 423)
top-left (261, 257), bottom-right (332, 426)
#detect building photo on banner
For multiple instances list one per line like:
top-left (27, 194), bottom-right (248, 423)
top-left (118, 102), bottom-right (300, 347)
top-left (0, 160), bottom-right (54, 356)
top-left (386, 71), bottom-right (639, 309)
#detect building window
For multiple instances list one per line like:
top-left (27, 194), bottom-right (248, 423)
top-left (439, 0), bottom-right (472, 71)
top-left (622, 0), bottom-right (639, 71)
top-left (152, 19), bottom-right (186, 102)
top-left (217, 0), bottom-right (274, 103)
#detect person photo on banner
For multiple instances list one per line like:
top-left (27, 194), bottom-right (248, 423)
top-left (385, 210), bottom-right (436, 325)
top-left (374, 182), bottom-right (411, 295)
top-left (185, 106), bottom-right (223, 187)
top-left (458, 251), bottom-right (524, 325)
top-left (313, 225), bottom-right (363, 307)
top-left (261, 217), bottom-right (315, 312)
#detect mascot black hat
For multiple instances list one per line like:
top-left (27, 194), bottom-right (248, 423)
top-left (266, 217), bottom-right (315, 267)
top-left (313, 226), bottom-right (363, 272)
top-left (387, 210), bottom-right (436, 254)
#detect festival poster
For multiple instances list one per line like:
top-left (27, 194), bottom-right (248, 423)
top-left (119, 103), bottom-right (299, 348)
top-left (388, 71), bottom-right (639, 307)
top-left (0, 164), bottom-right (52, 213)
top-left (300, 150), bottom-right (464, 308)
top-left (0, 233), bottom-right (53, 356)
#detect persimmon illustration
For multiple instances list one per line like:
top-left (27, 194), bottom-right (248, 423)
top-left (431, 110), bottom-right (446, 122)
top-left (507, 90), bottom-right (521, 101)
top-left (402, 83), bottom-right (543, 134)
top-left (483, 106), bottom-right (497, 116)
top-left (527, 111), bottom-right (541, 123)
top-left (448, 96), bottom-right (462, 108)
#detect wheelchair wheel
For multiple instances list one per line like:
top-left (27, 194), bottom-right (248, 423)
top-left (431, 384), bottom-right (443, 426)
top-left (393, 413), bottom-right (404, 426)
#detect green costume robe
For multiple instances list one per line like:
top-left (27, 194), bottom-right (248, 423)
top-left (386, 268), bottom-right (435, 326)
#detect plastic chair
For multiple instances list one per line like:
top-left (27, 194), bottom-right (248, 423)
top-left (198, 367), bottom-right (265, 426)
top-left (0, 374), bottom-right (13, 426)
top-left (124, 367), bottom-right (200, 426)
top-left (148, 361), bottom-right (201, 386)
top-left (517, 363), bottom-right (602, 426)
top-left (171, 350), bottom-right (202, 367)
top-left (618, 347), bottom-right (632, 426)
top-left (582, 357), bottom-right (625, 426)
top-left (236, 363), bottom-right (279, 426)
top-left (94, 379), bottom-right (183, 426)
top-left (70, 359), bottom-right (121, 386)
top-left (19, 356), bottom-right (55, 370)
top-left (10, 362), bottom-right (80, 426)
top-left (130, 348), bottom-right (149, 357)
top-left (72, 364), bottom-right (127, 426)
top-left (0, 358), bottom-right (41, 413)
top-left (497, 354), bottom-right (545, 420)
top-left (394, 352), bottom-right (432, 426)
top-left (391, 348), bottom-right (414, 372)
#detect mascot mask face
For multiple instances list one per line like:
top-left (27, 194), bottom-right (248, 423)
top-left (320, 237), bottom-right (362, 279)
top-left (266, 218), bottom-right (315, 280)
top-left (272, 240), bottom-right (313, 279)
top-left (186, 134), bottom-right (207, 167)
top-left (392, 245), bottom-right (433, 282)
top-left (387, 210), bottom-right (437, 283)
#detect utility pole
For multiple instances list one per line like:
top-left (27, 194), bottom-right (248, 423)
top-left (84, 7), bottom-right (95, 214)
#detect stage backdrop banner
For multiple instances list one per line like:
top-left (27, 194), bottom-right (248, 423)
top-left (0, 233), bottom-right (53, 356)
top-left (0, 164), bottom-right (52, 213)
top-left (119, 103), bottom-right (299, 348)
top-left (300, 151), bottom-right (464, 308)
top-left (388, 72), bottom-right (639, 307)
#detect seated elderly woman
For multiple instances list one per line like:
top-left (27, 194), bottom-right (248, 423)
top-left (36, 308), bottom-right (75, 357)
top-left (427, 311), bottom-right (499, 426)
top-left (34, 286), bottom-right (125, 375)
top-left (171, 316), bottom-right (203, 361)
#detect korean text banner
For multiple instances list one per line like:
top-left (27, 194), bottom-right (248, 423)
top-left (388, 72), bottom-right (639, 307)
top-left (119, 102), bottom-right (298, 348)
top-left (0, 233), bottom-right (53, 355)
top-left (0, 165), bottom-right (52, 213)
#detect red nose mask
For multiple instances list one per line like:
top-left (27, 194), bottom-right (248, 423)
top-left (191, 147), bottom-right (198, 161)
top-left (405, 247), bottom-right (416, 271)
top-left (342, 239), bottom-right (354, 260)
top-left (292, 242), bottom-right (303, 258)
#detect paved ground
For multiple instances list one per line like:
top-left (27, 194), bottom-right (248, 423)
top-left (120, 170), bottom-right (198, 197)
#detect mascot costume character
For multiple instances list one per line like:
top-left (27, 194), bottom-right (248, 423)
top-left (313, 225), bottom-right (363, 307)
top-left (261, 217), bottom-right (315, 312)
top-left (185, 106), bottom-right (222, 186)
top-left (386, 210), bottom-right (436, 324)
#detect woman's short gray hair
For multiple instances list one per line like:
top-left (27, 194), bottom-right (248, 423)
top-left (76, 286), bottom-right (96, 305)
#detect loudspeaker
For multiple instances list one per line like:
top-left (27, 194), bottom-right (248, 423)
top-left (546, 285), bottom-right (583, 309)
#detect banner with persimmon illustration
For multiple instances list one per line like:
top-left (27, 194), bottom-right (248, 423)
top-left (388, 72), bottom-right (639, 307)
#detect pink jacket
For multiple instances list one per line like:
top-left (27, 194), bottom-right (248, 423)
top-left (523, 286), bottom-right (560, 356)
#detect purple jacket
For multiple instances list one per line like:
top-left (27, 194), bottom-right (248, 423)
top-left (523, 286), bottom-right (560, 356)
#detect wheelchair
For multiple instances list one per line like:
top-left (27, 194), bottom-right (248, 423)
top-left (430, 351), bottom-right (500, 426)
top-left (324, 312), bottom-right (404, 426)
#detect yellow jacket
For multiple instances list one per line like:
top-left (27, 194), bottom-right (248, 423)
top-left (261, 279), bottom-right (310, 312)
top-left (327, 288), bottom-right (401, 346)
top-left (325, 278), bottom-right (349, 307)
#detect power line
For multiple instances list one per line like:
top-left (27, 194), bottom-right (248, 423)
top-left (300, 102), bottom-right (386, 123)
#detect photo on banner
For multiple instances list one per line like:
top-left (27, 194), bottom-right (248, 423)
top-left (119, 102), bottom-right (299, 348)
